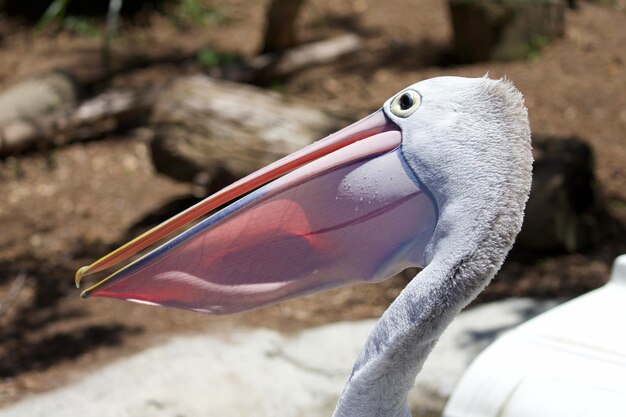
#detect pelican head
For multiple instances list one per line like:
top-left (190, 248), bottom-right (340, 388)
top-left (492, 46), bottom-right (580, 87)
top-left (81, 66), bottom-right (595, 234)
top-left (76, 76), bottom-right (531, 417)
top-left (387, 76), bottom-right (531, 273)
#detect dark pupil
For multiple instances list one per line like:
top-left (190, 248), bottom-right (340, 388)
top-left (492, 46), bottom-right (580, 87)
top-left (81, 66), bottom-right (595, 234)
top-left (399, 93), bottom-right (413, 110)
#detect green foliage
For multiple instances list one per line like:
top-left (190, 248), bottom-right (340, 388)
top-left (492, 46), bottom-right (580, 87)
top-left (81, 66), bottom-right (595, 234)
top-left (35, 0), bottom-right (71, 33)
top-left (34, 0), bottom-right (115, 38)
top-left (62, 16), bottom-right (100, 36)
top-left (196, 48), bottom-right (239, 68)
top-left (33, 0), bottom-right (122, 72)
top-left (610, 198), bottom-right (626, 211)
top-left (527, 35), bottom-right (549, 60)
top-left (269, 79), bottom-right (286, 92)
top-left (174, 0), bottom-right (226, 26)
top-left (32, 0), bottom-right (228, 37)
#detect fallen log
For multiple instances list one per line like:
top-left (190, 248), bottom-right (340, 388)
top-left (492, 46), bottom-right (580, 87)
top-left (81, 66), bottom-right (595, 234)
top-left (0, 87), bottom-right (157, 156)
top-left (150, 75), bottom-right (354, 191)
top-left (213, 34), bottom-right (362, 83)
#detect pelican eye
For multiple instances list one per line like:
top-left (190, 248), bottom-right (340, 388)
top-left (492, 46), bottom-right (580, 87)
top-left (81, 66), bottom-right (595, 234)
top-left (399, 94), bottom-right (413, 110)
top-left (390, 89), bottom-right (421, 118)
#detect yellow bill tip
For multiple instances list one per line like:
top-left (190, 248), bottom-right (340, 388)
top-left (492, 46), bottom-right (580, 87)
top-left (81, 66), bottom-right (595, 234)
top-left (75, 265), bottom-right (90, 288)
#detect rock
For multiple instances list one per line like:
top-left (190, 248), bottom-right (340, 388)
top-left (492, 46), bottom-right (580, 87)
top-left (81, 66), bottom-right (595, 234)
top-left (448, 0), bottom-right (566, 62)
top-left (1, 298), bottom-right (558, 417)
top-left (516, 136), bottom-right (609, 253)
top-left (0, 71), bottom-right (77, 125)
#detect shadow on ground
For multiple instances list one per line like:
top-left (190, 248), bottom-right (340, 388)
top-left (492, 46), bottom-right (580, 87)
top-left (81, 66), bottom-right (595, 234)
top-left (0, 254), bottom-right (142, 379)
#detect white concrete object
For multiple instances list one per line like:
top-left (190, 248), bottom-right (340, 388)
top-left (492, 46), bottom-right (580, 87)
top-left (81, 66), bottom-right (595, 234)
top-left (444, 254), bottom-right (626, 417)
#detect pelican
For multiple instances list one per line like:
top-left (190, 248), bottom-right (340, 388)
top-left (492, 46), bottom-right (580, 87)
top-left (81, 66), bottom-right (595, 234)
top-left (76, 76), bottom-right (532, 417)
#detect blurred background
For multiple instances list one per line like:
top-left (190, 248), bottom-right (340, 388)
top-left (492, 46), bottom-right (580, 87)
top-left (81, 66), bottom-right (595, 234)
top-left (0, 0), bottom-right (625, 410)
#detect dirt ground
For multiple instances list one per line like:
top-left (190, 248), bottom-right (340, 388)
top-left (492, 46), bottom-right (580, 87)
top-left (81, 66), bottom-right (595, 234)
top-left (1, 0), bottom-right (625, 406)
